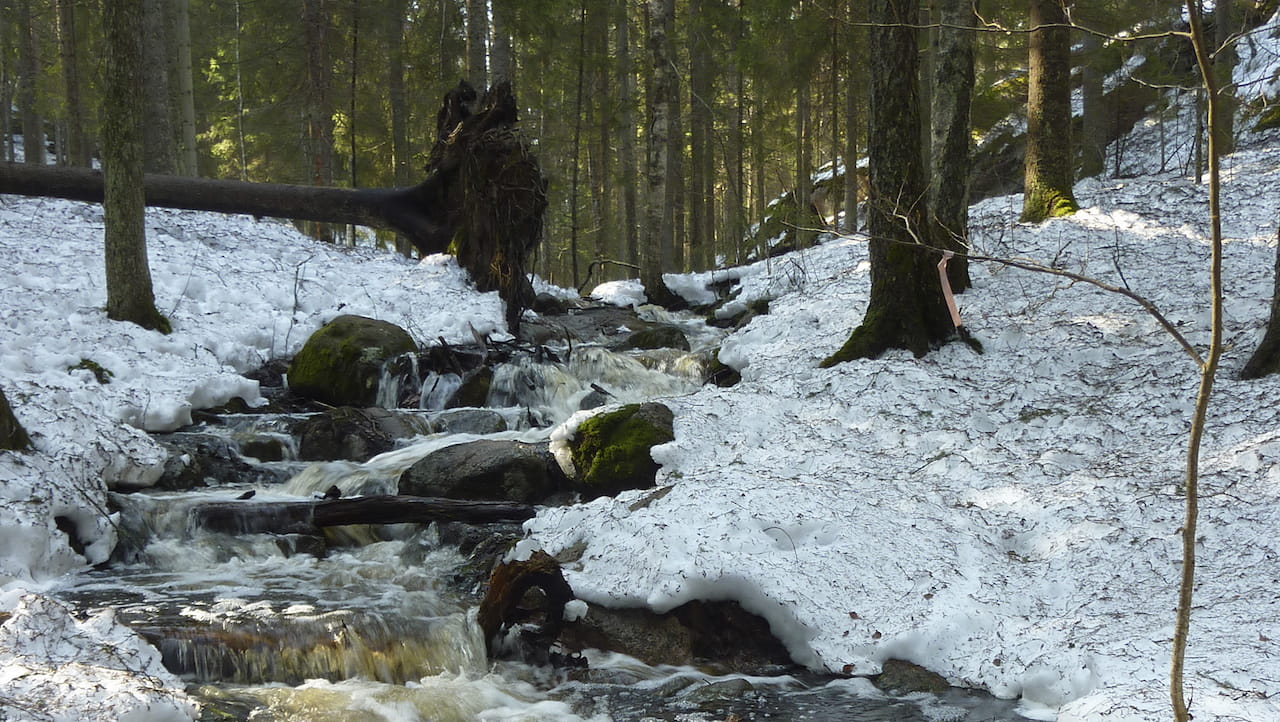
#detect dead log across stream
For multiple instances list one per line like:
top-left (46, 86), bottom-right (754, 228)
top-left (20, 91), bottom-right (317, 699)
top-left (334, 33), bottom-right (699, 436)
top-left (193, 495), bottom-right (536, 536)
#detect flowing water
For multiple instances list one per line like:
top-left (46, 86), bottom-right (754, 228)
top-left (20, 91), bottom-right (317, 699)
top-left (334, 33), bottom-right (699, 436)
top-left (59, 311), bottom-right (1029, 721)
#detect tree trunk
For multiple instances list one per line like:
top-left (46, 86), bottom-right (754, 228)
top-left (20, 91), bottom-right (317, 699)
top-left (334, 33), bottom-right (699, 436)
top-left (386, 0), bottom-right (413, 257)
top-left (1241, 227), bottom-right (1280, 379)
top-left (1213, 0), bottom-right (1237, 157)
top-left (642, 0), bottom-right (679, 306)
top-left (103, 0), bottom-right (170, 334)
top-left (56, 0), bottom-right (89, 168)
top-left (928, 0), bottom-right (976, 292)
top-left (303, 0), bottom-right (336, 241)
top-left (192, 495), bottom-right (536, 535)
top-left (617, 0), bottom-right (640, 268)
top-left (820, 0), bottom-right (954, 366)
top-left (142, 0), bottom-right (177, 174)
top-left (689, 0), bottom-right (714, 269)
top-left (3, 82), bottom-right (546, 332)
top-left (17, 0), bottom-right (44, 166)
top-left (1021, 0), bottom-right (1078, 222)
top-left (0, 385), bottom-right (31, 451)
top-left (842, 0), bottom-right (861, 234)
top-left (490, 0), bottom-right (515, 85)
top-left (173, 0), bottom-right (198, 175)
top-left (466, 0), bottom-right (488, 90)
top-left (1079, 29), bottom-right (1107, 178)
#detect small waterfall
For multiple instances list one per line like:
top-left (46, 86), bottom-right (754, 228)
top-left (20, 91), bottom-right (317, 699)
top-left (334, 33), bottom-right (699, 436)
top-left (151, 610), bottom-right (486, 685)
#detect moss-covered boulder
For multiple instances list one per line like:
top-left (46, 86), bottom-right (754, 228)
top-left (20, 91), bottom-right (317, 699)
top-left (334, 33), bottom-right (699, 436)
top-left (287, 315), bottom-right (417, 407)
top-left (568, 402), bottom-right (674, 497)
top-left (872, 659), bottom-right (950, 695)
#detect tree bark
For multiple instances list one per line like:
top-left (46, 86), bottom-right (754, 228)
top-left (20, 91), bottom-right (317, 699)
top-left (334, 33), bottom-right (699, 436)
top-left (820, 0), bottom-right (954, 365)
top-left (173, 0), bottom-right (198, 176)
top-left (616, 0), bottom-right (640, 268)
top-left (1213, 0), bottom-right (1237, 157)
top-left (142, 0), bottom-right (177, 174)
top-left (103, 0), bottom-right (170, 334)
top-left (466, 0), bottom-right (488, 89)
top-left (642, 0), bottom-right (680, 306)
top-left (928, 0), bottom-right (976, 292)
top-left (17, 0), bottom-right (44, 166)
top-left (842, 0), bottom-right (862, 234)
top-left (302, 0), bottom-right (336, 242)
top-left (0, 385), bottom-right (31, 451)
top-left (192, 495), bottom-right (536, 535)
top-left (490, 0), bottom-right (515, 85)
top-left (1022, 0), bottom-right (1078, 222)
top-left (56, 0), bottom-right (89, 168)
top-left (1241, 227), bottom-right (1280, 379)
top-left (1079, 28), bottom-right (1107, 179)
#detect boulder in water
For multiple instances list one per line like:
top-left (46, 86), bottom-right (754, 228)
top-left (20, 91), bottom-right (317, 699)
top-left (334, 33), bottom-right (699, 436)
top-left (619, 324), bottom-right (690, 352)
top-left (287, 315), bottom-right (417, 407)
top-left (400, 439), bottom-right (568, 504)
top-left (566, 402), bottom-right (674, 498)
top-left (296, 406), bottom-right (395, 462)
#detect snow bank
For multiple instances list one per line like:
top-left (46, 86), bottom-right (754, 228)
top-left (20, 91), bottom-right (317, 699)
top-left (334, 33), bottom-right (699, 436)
top-left (0, 593), bottom-right (197, 721)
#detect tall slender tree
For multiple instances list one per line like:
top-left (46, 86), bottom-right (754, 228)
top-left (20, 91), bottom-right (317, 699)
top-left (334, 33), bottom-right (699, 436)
top-left (821, 0), bottom-right (954, 365)
top-left (142, 0), bottom-right (178, 174)
top-left (102, 0), bottom-right (170, 334)
top-left (17, 0), bottom-right (44, 165)
top-left (466, 0), bottom-right (488, 89)
top-left (56, 0), bottom-right (89, 167)
top-left (1022, 0), bottom-right (1078, 222)
top-left (173, 0), bottom-right (198, 175)
top-left (616, 0), bottom-right (640, 268)
top-left (643, 0), bottom-right (679, 305)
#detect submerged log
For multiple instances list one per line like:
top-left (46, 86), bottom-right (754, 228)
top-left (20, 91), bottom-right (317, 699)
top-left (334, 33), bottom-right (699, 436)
top-left (192, 494), bottom-right (535, 535)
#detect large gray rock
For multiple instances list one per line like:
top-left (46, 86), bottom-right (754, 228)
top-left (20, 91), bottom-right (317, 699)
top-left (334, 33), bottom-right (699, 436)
top-left (400, 439), bottom-right (567, 504)
top-left (287, 315), bottom-right (417, 407)
top-left (296, 407), bottom-right (395, 462)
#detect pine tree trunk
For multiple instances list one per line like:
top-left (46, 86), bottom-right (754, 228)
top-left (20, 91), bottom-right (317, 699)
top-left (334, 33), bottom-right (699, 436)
top-left (466, 0), bottom-right (488, 89)
top-left (56, 0), bottom-right (89, 167)
top-left (616, 0), bottom-right (640, 269)
top-left (928, 0), bottom-right (976, 292)
top-left (1021, 0), bottom-right (1077, 222)
top-left (302, 0), bottom-right (335, 241)
top-left (103, 0), bottom-right (170, 334)
top-left (142, 0), bottom-right (177, 174)
top-left (173, 0), bottom-right (198, 175)
top-left (1213, 0), bottom-right (1237, 156)
top-left (642, 0), bottom-right (678, 304)
top-left (490, 0), bottom-right (514, 85)
top-left (0, 385), bottom-right (31, 451)
top-left (17, 0), bottom-right (44, 166)
top-left (1241, 228), bottom-right (1280, 379)
top-left (1079, 30), bottom-right (1107, 178)
top-left (386, 0), bottom-right (412, 257)
top-left (821, 0), bottom-right (953, 365)
top-left (689, 0), bottom-right (714, 269)
top-left (842, 0), bottom-right (861, 234)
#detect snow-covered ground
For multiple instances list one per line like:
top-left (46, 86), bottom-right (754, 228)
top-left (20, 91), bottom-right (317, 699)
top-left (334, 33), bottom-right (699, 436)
top-left (5, 16), bottom-right (1280, 721)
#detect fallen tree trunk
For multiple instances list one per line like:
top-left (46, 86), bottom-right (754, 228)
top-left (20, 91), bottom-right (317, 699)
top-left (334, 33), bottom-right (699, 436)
top-left (0, 81), bottom-right (546, 330)
top-left (192, 494), bottom-right (535, 535)
top-left (0, 164), bottom-right (454, 255)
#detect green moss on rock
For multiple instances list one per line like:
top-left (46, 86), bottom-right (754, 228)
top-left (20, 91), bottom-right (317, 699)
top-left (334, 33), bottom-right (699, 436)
top-left (287, 315), bottom-right (417, 407)
top-left (569, 403), bottom-right (674, 497)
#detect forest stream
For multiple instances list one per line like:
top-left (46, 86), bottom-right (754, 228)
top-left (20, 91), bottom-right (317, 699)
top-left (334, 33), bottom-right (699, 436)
top-left (54, 308), bottom-right (1027, 721)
